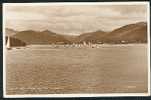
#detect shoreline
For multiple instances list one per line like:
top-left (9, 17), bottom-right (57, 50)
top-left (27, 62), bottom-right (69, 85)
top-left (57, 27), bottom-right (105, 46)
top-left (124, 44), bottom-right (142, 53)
top-left (5, 43), bottom-right (147, 50)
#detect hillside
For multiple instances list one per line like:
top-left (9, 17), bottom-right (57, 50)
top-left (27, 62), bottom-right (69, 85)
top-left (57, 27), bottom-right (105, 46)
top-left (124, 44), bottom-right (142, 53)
top-left (77, 22), bottom-right (147, 44)
top-left (13, 30), bottom-right (71, 45)
top-left (62, 35), bottom-right (78, 43)
top-left (104, 22), bottom-right (147, 43)
top-left (6, 36), bottom-right (26, 47)
top-left (78, 30), bottom-right (107, 43)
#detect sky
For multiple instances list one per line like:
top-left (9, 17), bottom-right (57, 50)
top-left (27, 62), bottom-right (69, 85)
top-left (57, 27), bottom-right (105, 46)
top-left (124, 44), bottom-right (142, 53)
top-left (4, 3), bottom-right (148, 35)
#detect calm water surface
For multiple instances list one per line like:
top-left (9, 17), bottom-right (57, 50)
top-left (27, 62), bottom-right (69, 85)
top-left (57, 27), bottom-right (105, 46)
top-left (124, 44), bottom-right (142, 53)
top-left (6, 44), bottom-right (148, 94)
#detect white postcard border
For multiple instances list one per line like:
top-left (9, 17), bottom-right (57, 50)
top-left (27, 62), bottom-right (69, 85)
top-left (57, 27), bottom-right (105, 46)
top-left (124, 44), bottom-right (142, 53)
top-left (2, 2), bottom-right (150, 98)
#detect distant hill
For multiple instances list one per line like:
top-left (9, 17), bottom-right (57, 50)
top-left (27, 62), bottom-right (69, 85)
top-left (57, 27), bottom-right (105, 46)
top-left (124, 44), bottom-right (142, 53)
top-left (62, 35), bottom-right (78, 43)
top-left (104, 22), bottom-right (147, 43)
top-left (78, 30), bottom-right (107, 43)
top-left (77, 22), bottom-right (147, 44)
top-left (12, 30), bottom-right (71, 45)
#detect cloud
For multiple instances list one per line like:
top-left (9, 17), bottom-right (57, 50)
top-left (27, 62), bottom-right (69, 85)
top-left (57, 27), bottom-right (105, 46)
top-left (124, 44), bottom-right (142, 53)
top-left (6, 11), bottom-right (47, 20)
top-left (4, 4), bottom-right (148, 35)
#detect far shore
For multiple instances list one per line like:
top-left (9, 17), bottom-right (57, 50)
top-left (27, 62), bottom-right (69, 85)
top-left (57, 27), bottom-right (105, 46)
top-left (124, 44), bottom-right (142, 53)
top-left (5, 43), bottom-right (148, 50)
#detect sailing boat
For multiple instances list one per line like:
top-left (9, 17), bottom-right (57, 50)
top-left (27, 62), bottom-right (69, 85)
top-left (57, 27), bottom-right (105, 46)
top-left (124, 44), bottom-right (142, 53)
top-left (6, 36), bottom-right (11, 50)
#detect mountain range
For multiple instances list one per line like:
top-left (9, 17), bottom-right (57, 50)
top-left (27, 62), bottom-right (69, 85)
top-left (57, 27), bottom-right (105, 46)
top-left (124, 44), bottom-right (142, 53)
top-left (5, 22), bottom-right (147, 45)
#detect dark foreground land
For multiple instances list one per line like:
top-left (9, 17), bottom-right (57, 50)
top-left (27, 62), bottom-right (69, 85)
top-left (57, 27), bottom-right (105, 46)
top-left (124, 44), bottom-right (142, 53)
top-left (6, 44), bottom-right (148, 94)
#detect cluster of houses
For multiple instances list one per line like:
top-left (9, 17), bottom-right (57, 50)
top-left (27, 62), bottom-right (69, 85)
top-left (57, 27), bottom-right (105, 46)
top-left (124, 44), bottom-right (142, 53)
top-left (37, 41), bottom-right (104, 49)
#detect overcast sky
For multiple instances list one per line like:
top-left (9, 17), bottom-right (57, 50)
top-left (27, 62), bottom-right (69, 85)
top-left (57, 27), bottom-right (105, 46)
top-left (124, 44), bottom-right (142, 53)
top-left (4, 3), bottom-right (148, 35)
